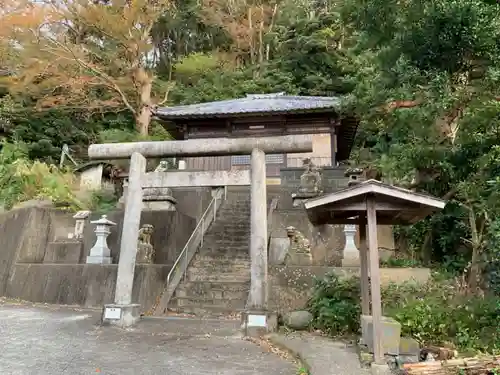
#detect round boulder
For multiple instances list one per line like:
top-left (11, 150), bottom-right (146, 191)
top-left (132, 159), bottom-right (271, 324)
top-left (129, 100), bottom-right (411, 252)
top-left (283, 310), bottom-right (313, 330)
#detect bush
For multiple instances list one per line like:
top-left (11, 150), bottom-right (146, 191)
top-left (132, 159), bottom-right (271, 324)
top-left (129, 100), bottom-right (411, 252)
top-left (383, 279), bottom-right (500, 353)
top-left (307, 272), bottom-right (361, 336)
top-left (307, 272), bottom-right (500, 353)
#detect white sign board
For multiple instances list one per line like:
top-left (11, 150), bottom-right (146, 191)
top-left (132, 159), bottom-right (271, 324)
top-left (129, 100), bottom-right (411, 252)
top-left (247, 314), bottom-right (267, 327)
top-left (104, 307), bottom-right (122, 320)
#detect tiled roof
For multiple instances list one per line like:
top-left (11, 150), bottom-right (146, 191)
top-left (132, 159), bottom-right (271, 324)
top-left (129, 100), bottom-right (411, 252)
top-left (154, 93), bottom-right (341, 119)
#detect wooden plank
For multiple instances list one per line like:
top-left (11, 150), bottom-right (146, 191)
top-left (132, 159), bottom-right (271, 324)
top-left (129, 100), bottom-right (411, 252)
top-left (143, 170), bottom-right (251, 188)
top-left (367, 196), bottom-right (384, 364)
top-left (329, 200), bottom-right (417, 212)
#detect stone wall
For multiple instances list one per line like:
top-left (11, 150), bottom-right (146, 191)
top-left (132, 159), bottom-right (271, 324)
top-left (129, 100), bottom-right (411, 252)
top-left (280, 166), bottom-right (349, 193)
top-left (270, 209), bottom-right (345, 266)
top-left (269, 266), bottom-right (432, 313)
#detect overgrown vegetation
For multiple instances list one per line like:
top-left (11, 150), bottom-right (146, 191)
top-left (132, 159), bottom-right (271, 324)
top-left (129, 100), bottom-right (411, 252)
top-left (308, 273), bottom-right (500, 354)
top-left (0, 141), bottom-right (119, 211)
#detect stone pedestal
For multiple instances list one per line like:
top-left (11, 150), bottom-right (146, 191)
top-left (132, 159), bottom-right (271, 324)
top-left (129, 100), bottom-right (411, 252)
top-left (102, 303), bottom-right (141, 328)
top-left (361, 315), bottom-right (401, 356)
top-left (291, 192), bottom-right (319, 207)
top-left (342, 224), bottom-right (360, 267)
top-left (119, 181), bottom-right (177, 211)
top-left (142, 187), bottom-right (177, 211)
top-left (240, 310), bottom-right (278, 337)
top-left (136, 243), bottom-right (154, 264)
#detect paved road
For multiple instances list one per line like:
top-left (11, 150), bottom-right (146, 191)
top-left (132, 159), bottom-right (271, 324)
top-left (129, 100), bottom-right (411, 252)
top-left (0, 303), bottom-right (296, 375)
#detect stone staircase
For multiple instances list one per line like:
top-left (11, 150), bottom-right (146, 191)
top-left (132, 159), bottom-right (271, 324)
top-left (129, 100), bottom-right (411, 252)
top-left (168, 186), bottom-right (281, 317)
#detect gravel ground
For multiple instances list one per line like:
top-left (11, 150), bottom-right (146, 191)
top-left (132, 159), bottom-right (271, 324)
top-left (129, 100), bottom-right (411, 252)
top-left (0, 301), bottom-right (296, 375)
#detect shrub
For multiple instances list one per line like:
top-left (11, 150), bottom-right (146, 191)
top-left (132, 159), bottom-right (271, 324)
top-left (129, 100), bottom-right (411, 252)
top-left (383, 278), bottom-right (500, 353)
top-left (307, 272), bottom-right (361, 336)
top-left (307, 271), bottom-right (500, 353)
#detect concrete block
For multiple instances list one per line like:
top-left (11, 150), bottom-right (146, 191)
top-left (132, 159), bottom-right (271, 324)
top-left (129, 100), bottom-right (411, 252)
top-left (240, 310), bottom-right (278, 337)
top-left (43, 241), bottom-right (83, 264)
top-left (361, 315), bottom-right (401, 356)
top-left (102, 303), bottom-right (141, 328)
top-left (399, 337), bottom-right (420, 355)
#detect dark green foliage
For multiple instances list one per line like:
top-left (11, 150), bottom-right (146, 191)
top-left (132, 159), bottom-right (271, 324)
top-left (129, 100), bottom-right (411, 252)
top-left (308, 273), bottom-right (500, 353)
top-left (2, 107), bottom-right (135, 163)
top-left (383, 280), bottom-right (500, 353)
top-left (307, 273), bottom-right (361, 336)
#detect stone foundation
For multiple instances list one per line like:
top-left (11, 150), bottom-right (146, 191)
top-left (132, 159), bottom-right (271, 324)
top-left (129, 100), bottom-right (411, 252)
top-left (361, 315), bottom-right (402, 356)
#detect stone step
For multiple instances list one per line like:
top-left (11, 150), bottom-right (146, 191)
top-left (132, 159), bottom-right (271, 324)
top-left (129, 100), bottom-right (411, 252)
top-left (176, 281), bottom-right (249, 300)
top-left (194, 254), bottom-right (250, 262)
top-left (191, 257), bottom-right (251, 268)
top-left (171, 296), bottom-right (246, 310)
top-left (167, 303), bottom-right (246, 317)
top-left (212, 222), bottom-right (250, 229)
top-left (206, 237), bottom-right (250, 244)
top-left (187, 268), bottom-right (250, 282)
top-left (207, 228), bottom-right (250, 234)
top-left (188, 264), bottom-right (250, 277)
top-left (204, 238), bottom-right (250, 243)
top-left (203, 236), bottom-right (250, 245)
top-left (212, 218), bottom-right (250, 224)
top-left (197, 250), bottom-right (249, 259)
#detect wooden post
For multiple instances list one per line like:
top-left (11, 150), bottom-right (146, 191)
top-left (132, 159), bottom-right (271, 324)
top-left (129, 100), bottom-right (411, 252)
top-left (359, 218), bottom-right (370, 316)
top-left (367, 196), bottom-right (384, 364)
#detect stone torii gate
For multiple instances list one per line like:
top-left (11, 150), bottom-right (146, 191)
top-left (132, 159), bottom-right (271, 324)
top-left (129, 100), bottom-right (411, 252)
top-left (87, 135), bottom-right (312, 329)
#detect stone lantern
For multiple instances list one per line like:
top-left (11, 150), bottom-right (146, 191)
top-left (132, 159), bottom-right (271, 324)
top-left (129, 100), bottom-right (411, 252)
top-left (345, 167), bottom-right (364, 186)
top-left (342, 222), bottom-right (360, 267)
top-left (86, 215), bottom-right (116, 264)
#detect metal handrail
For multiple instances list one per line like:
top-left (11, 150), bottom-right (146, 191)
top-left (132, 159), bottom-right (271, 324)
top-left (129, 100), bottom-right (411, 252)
top-left (148, 186), bottom-right (226, 315)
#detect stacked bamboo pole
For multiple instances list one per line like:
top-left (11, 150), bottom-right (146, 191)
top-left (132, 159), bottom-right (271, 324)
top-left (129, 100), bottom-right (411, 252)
top-left (403, 356), bottom-right (500, 375)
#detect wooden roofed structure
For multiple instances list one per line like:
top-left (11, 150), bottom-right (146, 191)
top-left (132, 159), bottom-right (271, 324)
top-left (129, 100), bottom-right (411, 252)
top-left (304, 180), bottom-right (446, 365)
top-left (153, 93), bottom-right (359, 174)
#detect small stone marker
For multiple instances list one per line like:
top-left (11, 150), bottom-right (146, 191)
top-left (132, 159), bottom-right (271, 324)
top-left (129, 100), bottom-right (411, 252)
top-left (86, 215), bottom-right (116, 264)
top-left (70, 210), bottom-right (91, 240)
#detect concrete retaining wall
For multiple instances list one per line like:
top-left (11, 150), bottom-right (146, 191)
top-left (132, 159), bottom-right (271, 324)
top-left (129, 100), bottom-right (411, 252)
top-left (5, 264), bottom-right (170, 310)
top-left (0, 187), bottom-right (213, 310)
